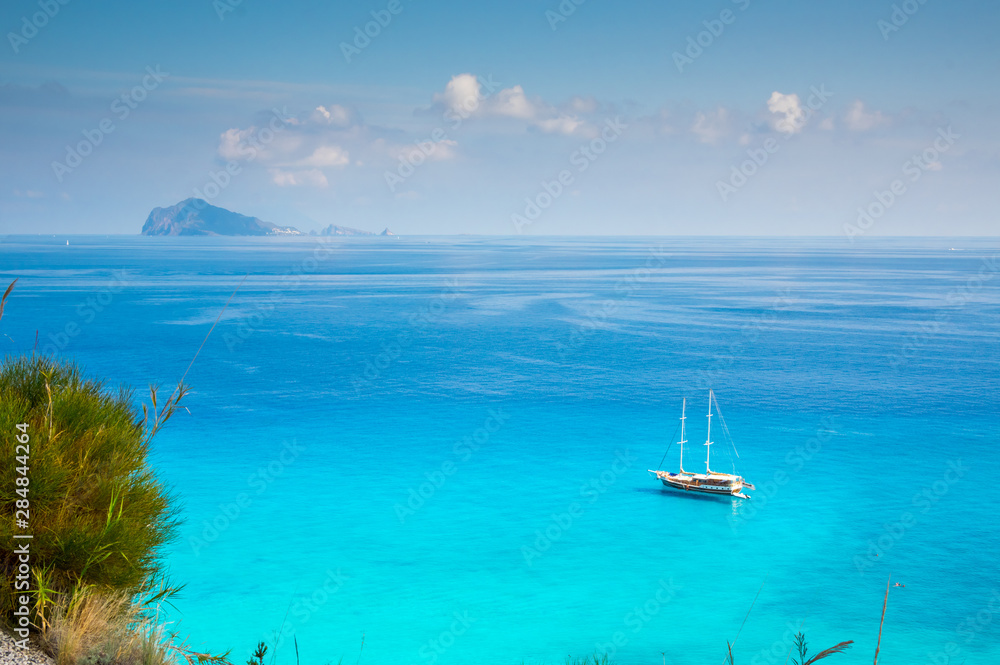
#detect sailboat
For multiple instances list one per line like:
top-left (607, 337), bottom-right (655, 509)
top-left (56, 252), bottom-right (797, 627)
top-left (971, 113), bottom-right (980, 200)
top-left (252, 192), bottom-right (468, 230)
top-left (648, 390), bottom-right (755, 499)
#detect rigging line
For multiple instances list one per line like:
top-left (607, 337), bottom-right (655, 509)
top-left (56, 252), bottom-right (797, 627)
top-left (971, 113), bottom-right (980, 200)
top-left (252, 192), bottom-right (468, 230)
top-left (713, 391), bottom-right (741, 459)
top-left (656, 417), bottom-right (683, 470)
top-left (722, 572), bottom-right (769, 665)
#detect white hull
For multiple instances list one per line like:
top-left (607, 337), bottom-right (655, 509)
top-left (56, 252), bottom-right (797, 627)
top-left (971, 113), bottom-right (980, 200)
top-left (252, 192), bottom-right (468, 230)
top-left (651, 470), bottom-right (752, 499)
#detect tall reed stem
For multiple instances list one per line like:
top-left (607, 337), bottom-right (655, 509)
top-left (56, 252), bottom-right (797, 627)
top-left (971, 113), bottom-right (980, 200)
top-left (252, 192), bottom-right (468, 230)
top-left (874, 575), bottom-right (891, 665)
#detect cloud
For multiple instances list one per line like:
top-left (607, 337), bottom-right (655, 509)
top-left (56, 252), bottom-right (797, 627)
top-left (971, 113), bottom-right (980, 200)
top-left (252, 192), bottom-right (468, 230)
top-left (691, 107), bottom-right (730, 144)
top-left (12, 189), bottom-right (44, 198)
top-left (218, 127), bottom-right (255, 161)
top-left (492, 85), bottom-right (535, 119)
top-left (295, 145), bottom-right (350, 168)
top-left (767, 92), bottom-right (806, 134)
top-left (311, 104), bottom-right (353, 126)
top-left (217, 106), bottom-right (358, 187)
top-left (269, 168), bottom-right (328, 188)
top-left (844, 100), bottom-right (889, 131)
top-left (218, 125), bottom-right (305, 163)
top-left (434, 74), bottom-right (483, 115)
top-left (568, 96), bottom-right (598, 114)
top-left (535, 116), bottom-right (585, 135)
top-left (431, 73), bottom-right (588, 135)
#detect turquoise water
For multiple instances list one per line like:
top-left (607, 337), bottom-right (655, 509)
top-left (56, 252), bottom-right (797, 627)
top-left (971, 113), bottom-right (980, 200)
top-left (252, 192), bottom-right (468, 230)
top-left (2, 236), bottom-right (999, 665)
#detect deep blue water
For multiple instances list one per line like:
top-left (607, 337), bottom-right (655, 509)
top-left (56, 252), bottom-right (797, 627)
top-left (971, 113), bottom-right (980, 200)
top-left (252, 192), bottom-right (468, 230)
top-left (2, 236), bottom-right (999, 665)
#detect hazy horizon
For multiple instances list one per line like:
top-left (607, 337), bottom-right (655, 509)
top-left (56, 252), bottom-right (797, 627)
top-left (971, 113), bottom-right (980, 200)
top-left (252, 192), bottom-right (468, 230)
top-left (1, 0), bottom-right (998, 237)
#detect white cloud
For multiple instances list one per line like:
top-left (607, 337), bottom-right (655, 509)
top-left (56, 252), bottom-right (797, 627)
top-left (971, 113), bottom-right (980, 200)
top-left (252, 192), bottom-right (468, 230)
top-left (428, 138), bottom-right (458, 160)
top-left (535, 116), bottom-right (585, 135)
top-left (568, 96), bottom-right (598, 114)
top-left (269, 168), bottom-right (328, 188)
top-left (295, 145), bottom-right (350, 168)
top-left (844, 100), bottom-right (888, 131)
top-left (691, 107), bottom-right (730, 144)
top-left (434, 73), bottom-right (483, 115)
top-left (218, 128), bottom-right (252, 161)
top-left (431, 73), bottom-right (588, 135)
top-left (768, 92), bottom-right (806, 134)
top-left (311, 104), bottom-right (352, 126)
top-left (492, 85), bottom-right (535, 119)
top-left (217, 107), bottom-right (356, 189)
top-left (217, 126), bottom-right (304, 163)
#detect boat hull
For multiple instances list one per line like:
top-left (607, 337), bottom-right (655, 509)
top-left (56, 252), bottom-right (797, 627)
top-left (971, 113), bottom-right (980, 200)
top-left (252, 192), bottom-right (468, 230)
top-left (650, 470), bottom-right (751, 499)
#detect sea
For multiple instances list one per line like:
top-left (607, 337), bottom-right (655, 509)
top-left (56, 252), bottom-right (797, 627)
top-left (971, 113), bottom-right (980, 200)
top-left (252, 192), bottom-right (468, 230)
top-left (1, 235), bottom-right (998, 665)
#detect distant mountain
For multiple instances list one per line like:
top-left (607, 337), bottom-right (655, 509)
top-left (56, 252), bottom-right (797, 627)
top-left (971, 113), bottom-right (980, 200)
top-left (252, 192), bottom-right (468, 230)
top-left (380, 228), bottom-right (396, 236)
top-left (316, 223), bottom-right (375, 236)
top-left (141, 198), bottom-right (303, 236)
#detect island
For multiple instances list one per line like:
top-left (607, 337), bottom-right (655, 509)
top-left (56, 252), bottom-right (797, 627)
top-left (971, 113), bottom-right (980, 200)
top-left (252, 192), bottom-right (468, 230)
top-left (141, 199), bottom-right (385, 237)
top-left (316, 223), bottom-right (378, 236)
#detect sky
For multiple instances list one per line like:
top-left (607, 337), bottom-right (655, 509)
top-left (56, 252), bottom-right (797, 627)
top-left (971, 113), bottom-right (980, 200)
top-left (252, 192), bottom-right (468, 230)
top-left (0, 0), bottom-right (998, 236)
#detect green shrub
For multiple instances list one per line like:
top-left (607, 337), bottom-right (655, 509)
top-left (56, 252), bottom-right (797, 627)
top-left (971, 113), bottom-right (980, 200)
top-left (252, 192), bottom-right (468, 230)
top-left (0, 354), bottom-right (181, 621)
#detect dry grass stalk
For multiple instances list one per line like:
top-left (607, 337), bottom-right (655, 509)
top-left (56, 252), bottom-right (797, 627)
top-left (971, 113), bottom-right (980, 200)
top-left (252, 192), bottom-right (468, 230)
top-left (42, 585), bottom-right (229, 665)
top-left (873, 575), bottom-right (891, 665)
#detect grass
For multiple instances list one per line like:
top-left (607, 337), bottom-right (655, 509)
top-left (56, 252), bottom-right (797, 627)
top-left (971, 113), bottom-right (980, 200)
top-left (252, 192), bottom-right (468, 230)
top-left (0, 351), bottom-right (221, 665)
top-left (41, 584), bottom-right (227, 665)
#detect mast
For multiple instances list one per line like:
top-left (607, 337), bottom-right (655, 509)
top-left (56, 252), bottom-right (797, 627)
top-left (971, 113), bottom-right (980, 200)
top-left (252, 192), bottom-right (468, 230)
top-left (678, 398), bottom-right (687, 473)
top-left (705, 389), bottom-right (713, 474)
